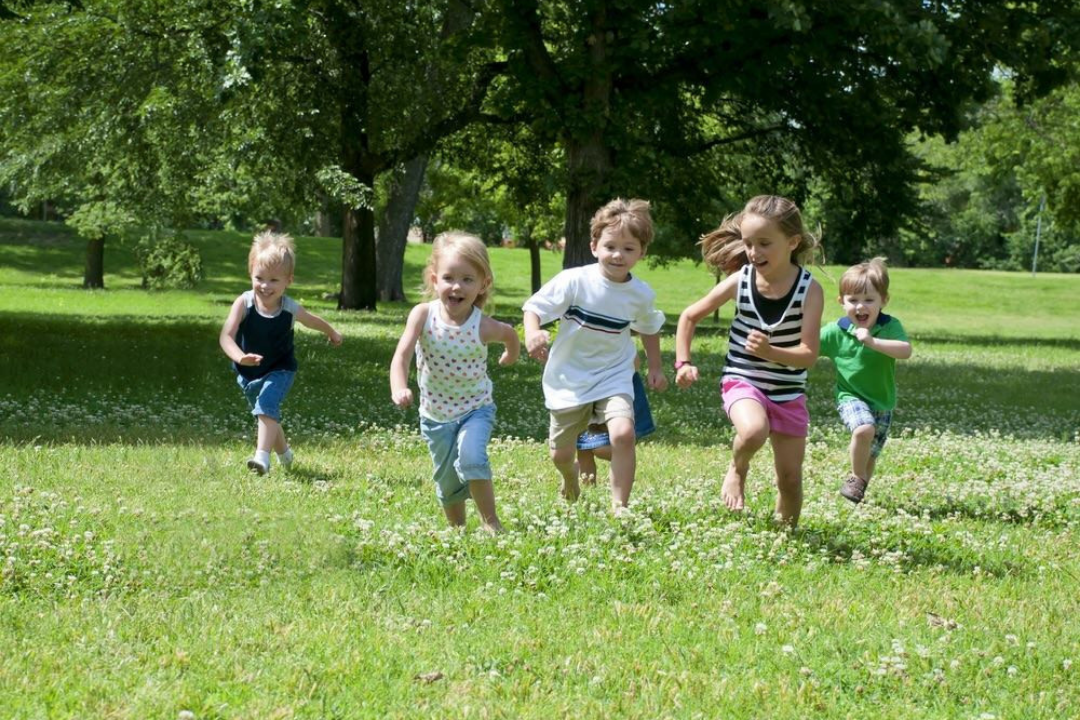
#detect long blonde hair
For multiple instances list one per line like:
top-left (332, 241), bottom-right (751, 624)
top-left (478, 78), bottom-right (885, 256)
top-left (423, 231), bottom-right (493, 309)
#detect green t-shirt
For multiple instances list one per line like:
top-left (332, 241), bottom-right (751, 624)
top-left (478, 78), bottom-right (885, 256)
top-left (819, 314), bottom-right (908, 411)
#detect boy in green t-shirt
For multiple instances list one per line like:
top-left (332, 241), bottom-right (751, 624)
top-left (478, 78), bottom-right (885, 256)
top-left (819, 258), bottom-right (912, 504)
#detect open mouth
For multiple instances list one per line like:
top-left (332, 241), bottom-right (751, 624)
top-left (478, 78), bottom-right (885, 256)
top-left (855, 312), bottom-right (870, 323)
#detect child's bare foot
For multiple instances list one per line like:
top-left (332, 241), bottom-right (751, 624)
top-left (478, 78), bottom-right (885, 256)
top-left (560, 462), bottom-right (581, 502)
top-left (480, 520), bottom-right (505, 535)
top-left (611, 501), bottom-right (632, 518)
top-left (721, 464), bottom-right (746, 511)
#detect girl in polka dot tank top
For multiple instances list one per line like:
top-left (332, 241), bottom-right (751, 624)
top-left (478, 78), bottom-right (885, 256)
top-left (390, 232), bottom-right (520, 533)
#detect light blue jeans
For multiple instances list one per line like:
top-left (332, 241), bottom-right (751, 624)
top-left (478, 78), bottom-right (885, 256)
top-left (419, 403), bottom-right (496, 506)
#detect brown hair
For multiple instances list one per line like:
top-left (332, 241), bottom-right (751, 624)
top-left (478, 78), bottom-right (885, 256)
top-left (839, 257), bottom-right (890, 299)
top-left (701, 195), bottom-right (822, 271)
top-left (248, 230), bottom-right (296, 274)
top-left (423, 231), bottom-right (494, 309)
top-left (590, 198), bottom-right (655, 249)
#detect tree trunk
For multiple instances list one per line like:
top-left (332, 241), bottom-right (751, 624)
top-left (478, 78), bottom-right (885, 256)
top-left (529, 237), bottom-right (542, 294)
top-left (83, 237), bottom-right (105, 289)
top-left (561, 4), bottom-right (612, 269)
top-left (562, 135), bottom-right (612, 269)
top-left (339, 190), bottom-right (378, 311)
top-left (376, 154), bottom-right (428, 302)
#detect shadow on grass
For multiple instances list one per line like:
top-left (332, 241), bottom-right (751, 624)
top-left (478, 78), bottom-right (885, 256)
top-left (795, 523), bottom-right (1029, 577)
top-left (872, 497), bottom-right (1079, 529)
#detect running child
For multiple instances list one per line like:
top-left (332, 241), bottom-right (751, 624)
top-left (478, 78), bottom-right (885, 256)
top-left (819, 257), bottom-right (912, 504)
top-left (523, 198), bottom-right (667, 511)
top-left (390, 231), bottom-right (520, 533)
top-left (220, 230), bottom-right (343, 475)
top-left (674, 195), bottom-right (824, 526)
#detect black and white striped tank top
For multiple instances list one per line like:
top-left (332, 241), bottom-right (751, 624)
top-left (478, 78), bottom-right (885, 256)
top-left (722, 264), bottom-right (813, 402)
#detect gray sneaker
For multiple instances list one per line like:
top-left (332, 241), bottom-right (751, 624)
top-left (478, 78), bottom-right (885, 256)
top-left (840, 475), bottom-right (868, 504)
top-left (246, 457), bottom-right (268, 475)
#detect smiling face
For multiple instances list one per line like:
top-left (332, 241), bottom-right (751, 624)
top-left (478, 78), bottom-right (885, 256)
top-left (740, 213), bottom-right (800, 279)
top-left (432, 250), bottom-right (489, 323)
top-left (591, 225), bottom-right (645, 283)
top-left (250, 262), bottom-right (293, 311)
top-left (841, 286), bottom-right (887, 329)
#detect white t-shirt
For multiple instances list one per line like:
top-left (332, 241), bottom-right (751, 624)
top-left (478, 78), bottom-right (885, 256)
top-left (523, 264), bottom-right (665, 410)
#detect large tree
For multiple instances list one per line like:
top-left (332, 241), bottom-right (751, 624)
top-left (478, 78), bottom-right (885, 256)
top-left (490, 0), bottom-right (1080, 267)
top-left (0, 0), bottom-right (500, 307)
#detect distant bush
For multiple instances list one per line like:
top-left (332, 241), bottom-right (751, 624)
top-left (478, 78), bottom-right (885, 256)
top-left (134, 230), bottom-right (203, 289)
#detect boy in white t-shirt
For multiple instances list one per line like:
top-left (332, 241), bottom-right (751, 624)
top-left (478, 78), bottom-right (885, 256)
top-left (523, 198), bottom-right (668, 511)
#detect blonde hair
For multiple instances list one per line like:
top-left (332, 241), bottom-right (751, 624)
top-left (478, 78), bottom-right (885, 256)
top-left (248, 230), bottom-right (296, 274)
top-left (590, 198), bottom-right (654, 249)
top-left (424, 231), bottom-right (494, 309)
top-left (839, 257), bottom-right (890, 299)
top-left (701, 195), bottom-right (822, 271)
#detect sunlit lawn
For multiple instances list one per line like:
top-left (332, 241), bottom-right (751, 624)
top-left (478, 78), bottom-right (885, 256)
top-left (1, 217), bottom-right (1079, 718)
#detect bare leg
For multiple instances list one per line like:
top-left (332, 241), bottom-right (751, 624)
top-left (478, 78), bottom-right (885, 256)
top-left (551, 445), bottom-right (580, 501)
top-left (724, 399), bottom-right (770, 511)
top-left (606, 417), bottom-right (636, 509)
top-left (849, 424), bottom-right (875, 481)
top-left (256, 415), bottom-right (288, 454)
top-left (442, 501), bottom-right (467, 527)
top-left (577, 449), bottom-right (598, 485)
top-left (770, 432), bottom-right (806, 527)
top-left (865, 454), bottom-right (878, 482)
top-left (468, 480), bottom-right (504, 533)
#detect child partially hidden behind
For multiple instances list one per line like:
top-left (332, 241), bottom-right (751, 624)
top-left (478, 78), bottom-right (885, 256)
top-left (819, 257), bottom-right (912, 504)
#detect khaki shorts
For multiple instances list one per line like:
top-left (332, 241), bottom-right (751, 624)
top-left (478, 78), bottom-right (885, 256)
top-left (548, 394), bottom-right (634, 449)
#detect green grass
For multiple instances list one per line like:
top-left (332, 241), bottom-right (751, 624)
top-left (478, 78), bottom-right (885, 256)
top-left (2, 217), bottom-right (1079, 719)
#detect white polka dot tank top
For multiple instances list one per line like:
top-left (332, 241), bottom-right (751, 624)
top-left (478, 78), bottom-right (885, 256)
top-left (416, 300), bottom-right (492, 422)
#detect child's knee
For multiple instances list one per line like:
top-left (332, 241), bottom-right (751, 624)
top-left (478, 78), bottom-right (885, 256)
top-left (776, 470), bottom-right (803, 494)
top-left (607, 418), bottom-right (635, 447)
top-left (550, 445), bottom-right (575, 466)
top-left (739, 425), bottom-right (770, 449)
top-left (852, 424), bottom-right (876, 443)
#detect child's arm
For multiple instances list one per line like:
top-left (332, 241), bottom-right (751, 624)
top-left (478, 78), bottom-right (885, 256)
top-left (639, 332), bottom-right (668, 392)
top-left (219, 295), bottom-right (263, 366)
top-left (389, 304), bottom-right (428, 408)
top-left (523, 310), bottom-right (551, 364)
top-left (674, 273), bottom-right (740, 388)
top-left (295, 306), bottom-right (343, 346)
top-left (744, 279), bottom-right (824, 368)
top-left (480, 316), bottom-right (521, 366)
top-left (853, 328), bottom-right (913, 360)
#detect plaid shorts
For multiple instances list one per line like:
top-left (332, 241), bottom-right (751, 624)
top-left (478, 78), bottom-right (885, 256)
top-left (837, 399), bottom-right (892, 458)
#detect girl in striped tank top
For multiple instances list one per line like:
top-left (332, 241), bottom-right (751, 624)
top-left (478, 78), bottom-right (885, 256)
top-left (674, 196), bottom-right (824, 526)
top-left (390, 232), bottom-right (520, 533)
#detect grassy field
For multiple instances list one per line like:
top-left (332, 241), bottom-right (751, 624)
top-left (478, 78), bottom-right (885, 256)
top-left (1, 217), bottom-right (1079, 719)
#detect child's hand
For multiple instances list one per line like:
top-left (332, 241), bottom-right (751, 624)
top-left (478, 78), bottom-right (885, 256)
top-left (526, 330), bottom-right (551, 363)
top-left (498, 346), bottom-right (518, 366)
top-left (675, 364), bottom-right (699, 389)
top-left (647, 368), bottom-right (668, 392)
top-left (744, 329), bottom-right (772, 358)
top-left (328, 329), bottom-right (343, 346)
top-left (854, 328), bottom-right (871, 345)
top-left (238, 353), bottom-right (263, 366)
top-left (392, 387), bottom-right (413, 408)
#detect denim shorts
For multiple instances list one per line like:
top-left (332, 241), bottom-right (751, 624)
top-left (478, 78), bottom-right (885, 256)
top-left (420, 403), bottom-right (496, 507)
top-left (576, 373), bottom-right (655, 450)
top-left (838, 398), bottom-right (893, 458)
top-left (236, 370), bottom-right (295, 422)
